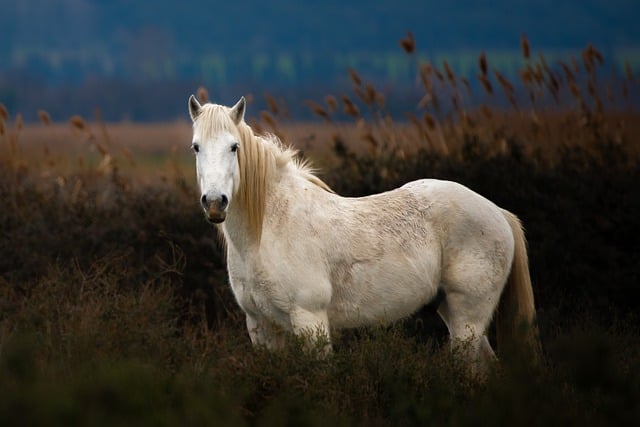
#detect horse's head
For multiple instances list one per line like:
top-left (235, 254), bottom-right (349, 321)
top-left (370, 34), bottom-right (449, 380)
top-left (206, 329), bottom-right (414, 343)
top-left (188, 95), bottom-right (246, 224)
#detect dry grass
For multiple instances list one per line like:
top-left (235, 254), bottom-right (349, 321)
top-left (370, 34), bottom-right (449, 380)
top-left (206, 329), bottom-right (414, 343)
top-left (0, 121), bottom-right (195, 187)
top-left (4, 110), bottom-right (638, 184)
top-left (2, 34), bottom-right (638, 181)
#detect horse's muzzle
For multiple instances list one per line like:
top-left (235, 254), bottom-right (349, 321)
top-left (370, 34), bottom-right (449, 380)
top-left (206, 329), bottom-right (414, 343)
top-left (201, 193), bottom-right (228, 223)
top-left (205, 209), bottom-right (226, 223)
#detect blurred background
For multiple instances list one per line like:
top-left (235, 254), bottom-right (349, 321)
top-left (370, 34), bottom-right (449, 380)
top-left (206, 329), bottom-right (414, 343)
top-left (1, 0), bottom-right (639, 121)
top-left (2, 2), bottom-right (640, 423)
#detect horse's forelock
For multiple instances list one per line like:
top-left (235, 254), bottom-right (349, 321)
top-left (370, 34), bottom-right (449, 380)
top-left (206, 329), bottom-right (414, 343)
top-left (194, 104), bottom-right (238, 141)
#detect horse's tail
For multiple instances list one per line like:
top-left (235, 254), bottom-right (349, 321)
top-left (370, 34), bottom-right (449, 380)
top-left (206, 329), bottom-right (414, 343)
top-left (497, 210), bottom-right (540, 359)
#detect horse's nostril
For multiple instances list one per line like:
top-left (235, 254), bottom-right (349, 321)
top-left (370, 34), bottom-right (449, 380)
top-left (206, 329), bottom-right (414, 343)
top-left (220, 194), bottom-right (229, 210)
top-left (201, 193), bottom-right (227, 211)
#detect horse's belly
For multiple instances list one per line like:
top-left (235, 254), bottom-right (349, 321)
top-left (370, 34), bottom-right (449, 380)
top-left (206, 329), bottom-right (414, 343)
top-left (327, 256), bottom-right (440, 328)
top-left (328, 297), bottom-right (431, 329)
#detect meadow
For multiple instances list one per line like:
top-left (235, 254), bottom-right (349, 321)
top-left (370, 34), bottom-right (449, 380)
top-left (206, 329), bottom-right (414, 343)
top-left (1, 38), bottom-right (640, 425)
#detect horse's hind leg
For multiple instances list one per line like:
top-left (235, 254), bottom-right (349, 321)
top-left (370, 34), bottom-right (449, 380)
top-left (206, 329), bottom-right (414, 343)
top-left (437, 289), bottom-right (500, 377)
top-left (439, 232), bottom-right (512, 376)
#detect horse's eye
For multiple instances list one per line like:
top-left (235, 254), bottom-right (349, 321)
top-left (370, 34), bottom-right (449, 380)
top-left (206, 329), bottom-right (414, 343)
top-left (231, 143), bottom-right (239, 153)
top-left (192, 143), bottom-right (200, 153)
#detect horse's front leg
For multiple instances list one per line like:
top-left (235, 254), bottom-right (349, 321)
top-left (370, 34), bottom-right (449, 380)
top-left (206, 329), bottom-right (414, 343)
top-left (289, 306), bottom-right (332, 357)
top-left (245, 314), bottom-right (286, 350)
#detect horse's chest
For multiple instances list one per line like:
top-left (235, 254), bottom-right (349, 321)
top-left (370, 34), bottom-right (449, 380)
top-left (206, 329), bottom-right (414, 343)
top-left (228, 269), bottom-right (260, 312)
top-left (227, 262), bottom-right (288, 322)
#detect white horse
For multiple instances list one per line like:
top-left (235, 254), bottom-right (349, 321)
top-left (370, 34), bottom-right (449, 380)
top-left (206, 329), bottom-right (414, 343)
top-left (188, 96), bottom-right (538, 374)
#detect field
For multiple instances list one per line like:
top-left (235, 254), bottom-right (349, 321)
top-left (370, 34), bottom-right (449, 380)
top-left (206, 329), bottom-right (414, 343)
top-left (2, 42), bottom-right (640, 425)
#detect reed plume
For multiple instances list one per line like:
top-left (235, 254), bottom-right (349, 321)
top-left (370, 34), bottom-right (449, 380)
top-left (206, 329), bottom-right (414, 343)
top-left (362, 131), bottom-right (378, 149)
top-left (452, 95), bottom-right (461, 114)
top-left (421, 63), bottom-right (433, 92)
top-left (265, 94), bottom-right (279, 115)
top-left (349, 68), bottom-right (362, 86)
top-left (325, 95), bottom-right (338, 113)
top-left (341, 96), bottom-right (360, 118)
top-left (519, 67), bottom-right (533, 85)
top-left (548, 76), bottom-right (560, 102)
top-left (305, 100), bottom-right (331, 121)
top-left (69, 115), bottom-right (86, 130)
top-left (560, 62), bottom-right (575, 82)
top-left (443, 61), bottom-right (456, 87)
top-left (38, 110), bottom-right (52, 125)
top-left (521, 33), bottom-right (530, 59)
top-left (423, 112), bottom-right (436, 130)
top-left (479, 52), bottom-right (488, 76)
top-left (366, 84), bottom-right (377, 106)
top-left (433, 66), bottom-right (444, 83)
top-left (197, 86), bottom-right (209, 103)
top-left (478, 74), bottom-right (493, 95)
top-left (494, 70), bottom-right (515, 95)
top-left (461, 78), bottom-right (472, 97)
top-left (399, 31), bottom-right (415, 54)
top-left (259, 111), bottom-right (277, 129)
top-left (406, 113), bottom-right (425, 135)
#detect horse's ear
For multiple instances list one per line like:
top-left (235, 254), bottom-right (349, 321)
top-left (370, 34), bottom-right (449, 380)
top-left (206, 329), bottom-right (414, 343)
top-left (189, 94), bottom-right (202, 121)
top-left (230, 96), bottom-right (246, 124)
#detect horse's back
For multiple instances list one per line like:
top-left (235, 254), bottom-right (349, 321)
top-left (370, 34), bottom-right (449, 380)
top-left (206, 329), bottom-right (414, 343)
top-left (401, 179), bottom-right (512, 238)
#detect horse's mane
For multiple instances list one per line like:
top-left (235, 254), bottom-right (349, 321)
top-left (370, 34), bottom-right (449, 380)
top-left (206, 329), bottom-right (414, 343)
top-left (195, 103), bottom-right (332, 242)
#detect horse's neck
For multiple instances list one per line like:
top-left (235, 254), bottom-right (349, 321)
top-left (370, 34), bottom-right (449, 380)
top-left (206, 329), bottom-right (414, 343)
top-left (222, 160), bottom-right (277, 255)
top-left (221, 203), bottom-right (257, 256)
top-left (221, 162), bottom-right (299, 257)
